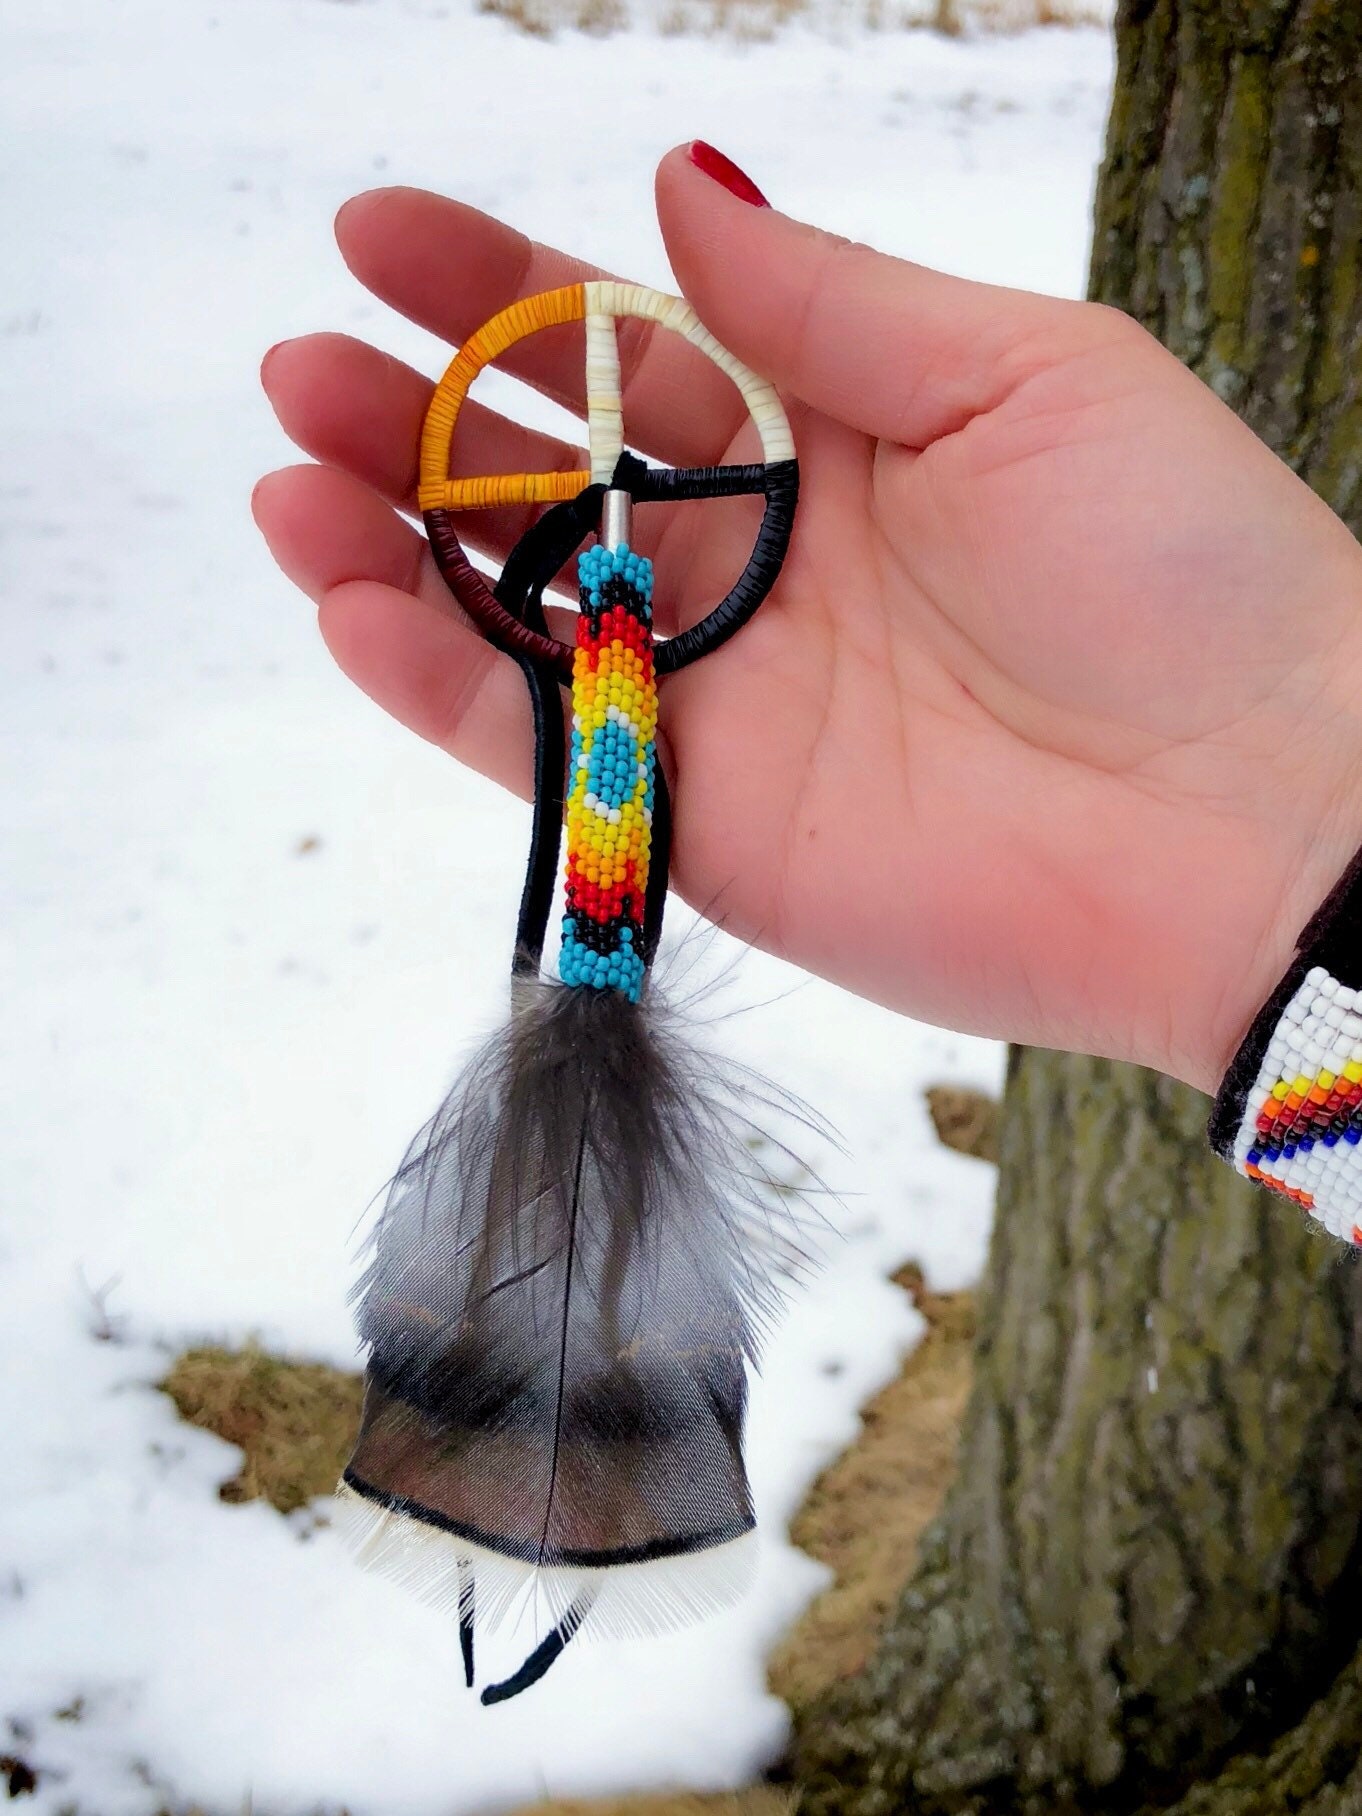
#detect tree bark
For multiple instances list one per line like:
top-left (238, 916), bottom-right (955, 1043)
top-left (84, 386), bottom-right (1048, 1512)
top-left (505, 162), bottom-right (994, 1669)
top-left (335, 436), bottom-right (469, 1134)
top-left (795, 5), bottom-right (1362, 1812)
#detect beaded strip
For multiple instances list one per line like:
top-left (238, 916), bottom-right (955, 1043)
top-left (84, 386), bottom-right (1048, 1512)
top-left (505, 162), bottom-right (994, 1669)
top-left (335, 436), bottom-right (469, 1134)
top-left (559, 543), bottom-right (657, 1000)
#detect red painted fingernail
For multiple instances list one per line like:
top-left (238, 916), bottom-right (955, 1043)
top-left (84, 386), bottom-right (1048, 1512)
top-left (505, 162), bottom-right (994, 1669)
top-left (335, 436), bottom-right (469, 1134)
top-left (687, 141), bottom-right (769, 208)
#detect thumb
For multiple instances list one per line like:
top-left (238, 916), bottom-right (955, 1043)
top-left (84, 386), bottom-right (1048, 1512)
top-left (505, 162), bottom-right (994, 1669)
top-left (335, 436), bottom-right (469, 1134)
top-left (656, 142), bottom-right (1101, 450)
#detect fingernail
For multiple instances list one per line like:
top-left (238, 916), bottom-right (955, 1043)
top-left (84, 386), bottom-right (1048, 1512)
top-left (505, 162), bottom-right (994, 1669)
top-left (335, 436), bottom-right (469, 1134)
top-left (687, 141), bottom-right (769, 208)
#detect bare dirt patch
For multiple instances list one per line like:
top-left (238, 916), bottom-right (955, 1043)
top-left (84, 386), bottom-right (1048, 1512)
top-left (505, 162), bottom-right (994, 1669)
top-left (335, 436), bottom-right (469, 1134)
top-left (161, 1344), bottom-right (363, 1514)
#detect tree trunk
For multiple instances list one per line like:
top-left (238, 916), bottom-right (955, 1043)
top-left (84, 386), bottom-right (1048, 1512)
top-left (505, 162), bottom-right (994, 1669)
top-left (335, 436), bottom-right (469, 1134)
top-left (795, 5), bottom-right (1362, 1812)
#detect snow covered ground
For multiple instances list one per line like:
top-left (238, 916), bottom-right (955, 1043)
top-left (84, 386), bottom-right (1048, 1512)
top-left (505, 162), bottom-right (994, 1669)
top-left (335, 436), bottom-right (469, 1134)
top-left (1, 3), bottom-right (1109, 1811)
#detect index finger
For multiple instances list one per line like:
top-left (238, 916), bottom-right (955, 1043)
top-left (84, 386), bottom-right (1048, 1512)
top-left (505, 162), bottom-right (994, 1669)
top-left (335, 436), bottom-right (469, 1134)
top-left (335, 187), bottom-right (752, 472)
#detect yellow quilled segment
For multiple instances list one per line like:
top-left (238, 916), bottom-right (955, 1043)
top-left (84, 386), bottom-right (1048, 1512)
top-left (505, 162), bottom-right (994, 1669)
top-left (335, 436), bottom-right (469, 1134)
top-left (419, 282), bottom-right (587, 510)
top-left (432, 471), bottom-right (592, 510)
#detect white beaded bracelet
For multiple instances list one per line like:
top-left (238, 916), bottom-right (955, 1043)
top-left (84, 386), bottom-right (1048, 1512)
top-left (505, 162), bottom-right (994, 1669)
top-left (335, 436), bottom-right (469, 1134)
top-left (1209, 854), bottom-right (1362, 1242)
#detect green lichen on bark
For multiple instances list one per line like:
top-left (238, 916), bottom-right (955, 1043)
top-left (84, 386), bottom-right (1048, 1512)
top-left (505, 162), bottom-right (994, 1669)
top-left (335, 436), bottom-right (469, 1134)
top-left (797, 1058), bottom-right (1362, 1815)
top-left (1156, 1640), bottom-right (1362, 1814)
top-left (794, 5), bottom-right (1362, 1812)
top-left (1204, 54), bottom-right (1271, 387)
top-left (1091, 0), bottom-right (1362, 500)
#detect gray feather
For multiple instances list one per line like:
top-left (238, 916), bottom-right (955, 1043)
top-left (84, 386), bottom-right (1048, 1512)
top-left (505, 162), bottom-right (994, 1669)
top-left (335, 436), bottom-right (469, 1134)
top-left (343, 974), bottom-right (819, 1623)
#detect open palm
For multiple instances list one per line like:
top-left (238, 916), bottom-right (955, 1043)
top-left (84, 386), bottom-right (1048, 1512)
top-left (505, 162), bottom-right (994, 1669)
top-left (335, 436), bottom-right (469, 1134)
top-left (256, 152), bottom-right (1362, 1093)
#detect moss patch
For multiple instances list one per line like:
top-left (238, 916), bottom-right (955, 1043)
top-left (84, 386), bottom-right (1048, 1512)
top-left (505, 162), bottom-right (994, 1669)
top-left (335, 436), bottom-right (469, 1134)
top-left (160, 1344), bottom-right (363, 1514)
top-left (923, 1085), bottom-right (999, 1164)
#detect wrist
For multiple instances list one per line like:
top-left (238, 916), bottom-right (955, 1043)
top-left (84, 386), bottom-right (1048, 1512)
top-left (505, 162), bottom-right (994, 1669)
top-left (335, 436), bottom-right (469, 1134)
top-left (1179, 619), bottom-right (1362, 1098)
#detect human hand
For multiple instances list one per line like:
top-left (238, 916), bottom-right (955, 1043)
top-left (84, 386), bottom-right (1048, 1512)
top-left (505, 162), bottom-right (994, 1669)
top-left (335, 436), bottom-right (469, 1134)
top-left (254, 147), bottom-right (1362, 1094)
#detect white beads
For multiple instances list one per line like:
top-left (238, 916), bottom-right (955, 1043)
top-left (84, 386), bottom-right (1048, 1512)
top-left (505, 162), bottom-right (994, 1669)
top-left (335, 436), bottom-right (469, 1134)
top-left (1229, 964), bottom-right (1362, 1242)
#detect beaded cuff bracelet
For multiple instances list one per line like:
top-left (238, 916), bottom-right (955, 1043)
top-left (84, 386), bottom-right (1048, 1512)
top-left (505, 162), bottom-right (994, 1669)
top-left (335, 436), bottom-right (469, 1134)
top-left (1209, 851), bottom-right (1362, 1242)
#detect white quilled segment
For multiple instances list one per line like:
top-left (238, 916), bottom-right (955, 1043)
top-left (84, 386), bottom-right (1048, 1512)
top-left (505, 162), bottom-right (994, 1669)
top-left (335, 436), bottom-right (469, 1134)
top-left (585, 310), bottom-right (624, 484)
top-left (585, 280), bottom-right (795, 466)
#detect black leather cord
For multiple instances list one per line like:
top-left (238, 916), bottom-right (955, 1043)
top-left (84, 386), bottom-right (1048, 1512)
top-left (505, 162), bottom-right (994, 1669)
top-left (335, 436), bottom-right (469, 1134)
top-left (494, 488), bottom-right (605, 972)
top-left (655, 459), bottom-right (798, 673)
top-left (480, 1596), bottom-right (590, 1705)
top-left (426, 455), bottom-right (798, 678)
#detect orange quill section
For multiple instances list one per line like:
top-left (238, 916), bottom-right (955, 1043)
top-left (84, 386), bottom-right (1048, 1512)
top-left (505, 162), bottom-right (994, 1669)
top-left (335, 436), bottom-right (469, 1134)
top-left (418, 282), bottom-right (587, 513)
top-left (434, 471), bottom-right (592, 510)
